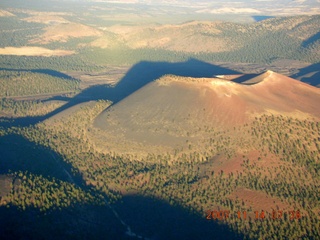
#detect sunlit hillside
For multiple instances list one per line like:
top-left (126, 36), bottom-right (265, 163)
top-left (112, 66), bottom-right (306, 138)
top-left (0, 0), bottom-right (319, 239)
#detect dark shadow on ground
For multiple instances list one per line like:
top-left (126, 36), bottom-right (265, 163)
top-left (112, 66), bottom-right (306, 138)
top-left (0, 132), bottom-right (245, 239)
top-left (290, 62), bottom-right (320, 87)
top-left (0, 204), bottom-right (126, 240)
top-left (51, 58), bottom-right (239, 105)
top-left (0, 194), bottom-right (244, 240)
top-left (0, 68), bottom-right (76, 80)
top-left (108, 58), bottom-right (240, 103)
top-left (0, 116), bottom-right (44, 128)
top-left (114, 194), bottom-right (244, 240)
top-left (43, 95), bottom-right (72, 102)
top-left (0, 133), bottom-right (83, 185)
top-left (301, 32), bottom-right (320, 48)
top-left (232, 74), bottom-right (260, 84)
top-left (0, 133), bottom-right (126, 239)
top-left (0, 58), bottom-right (240, 127)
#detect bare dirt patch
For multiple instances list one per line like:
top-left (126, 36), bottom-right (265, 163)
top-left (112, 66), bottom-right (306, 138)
top-left (66, 66), bottom-right (129, 89)
top-left (0, 10), bottom-right (15, 17)
top-left (30, 22), bottom-right (102, 44)
top-left (229, 187), bottom-right (293, 217)
top-left (0, 47), bottom-right (75, 57)
top-left (0, 175), bottom-right (12, 196)
top-left (205, 154), bottom-right (245, 175)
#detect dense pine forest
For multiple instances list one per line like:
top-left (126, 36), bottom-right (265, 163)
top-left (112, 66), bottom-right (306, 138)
top-left (1, 101), bottom-right (319, 239)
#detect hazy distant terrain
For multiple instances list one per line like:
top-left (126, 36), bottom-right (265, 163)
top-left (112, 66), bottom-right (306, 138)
top-left (0, 0), bottom-right (319, 239)
top-left (0, 2), bottom-right (319, 69)
top-left (2, 0), bottom-right (320, 22)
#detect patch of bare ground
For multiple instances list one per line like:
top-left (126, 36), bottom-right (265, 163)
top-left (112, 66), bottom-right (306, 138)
top-left (0, 175), bottom-right (13, 203)
top-left (214, 74), bottom-right (245, 80)
top-left (228, 149), bottom-right (315, 185)
top-left (229, 187), bottom-right (295, 218)
top-left (270, 59), bottom-right (311, 69)
top-left (0, 47), bottom-right (75, 57)
top-left (30, 22), bottom-right (101, 44)
top-left (199, 150), bottom-right (283, 177)
top-left (199, 154), bottom-right (245, 177)
top-left (91, 77), bottom-right (248, 157)
top-left (236, 71), bottom-right (320, 120)
top-left (0, 10), bottom-right (15, 17)
top-left (66, 66), bottom-right (129, 89)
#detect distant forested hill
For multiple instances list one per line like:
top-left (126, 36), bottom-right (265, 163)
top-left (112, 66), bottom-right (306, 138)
top-left (85, 15), bottom-right (320, 64)
top-left (0, 12), bottom-right (319, 70)
top-left (0, 70), bottom-right (79, 97)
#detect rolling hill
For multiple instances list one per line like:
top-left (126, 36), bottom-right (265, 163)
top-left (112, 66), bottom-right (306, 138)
top-left (88, 15), bottom-right (320, 63)
top-left (0, 69), bottom-right (79, 98)
top-left (91, 70), bottom-right (320, 157)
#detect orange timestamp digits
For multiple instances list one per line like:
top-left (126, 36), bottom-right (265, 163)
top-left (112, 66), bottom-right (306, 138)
top-left (206, 210), bottom-right (230, 220)
top-left (288, 210), bottom-right (301, 220)
top-left (270, 210), bottom-right (301, 220)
